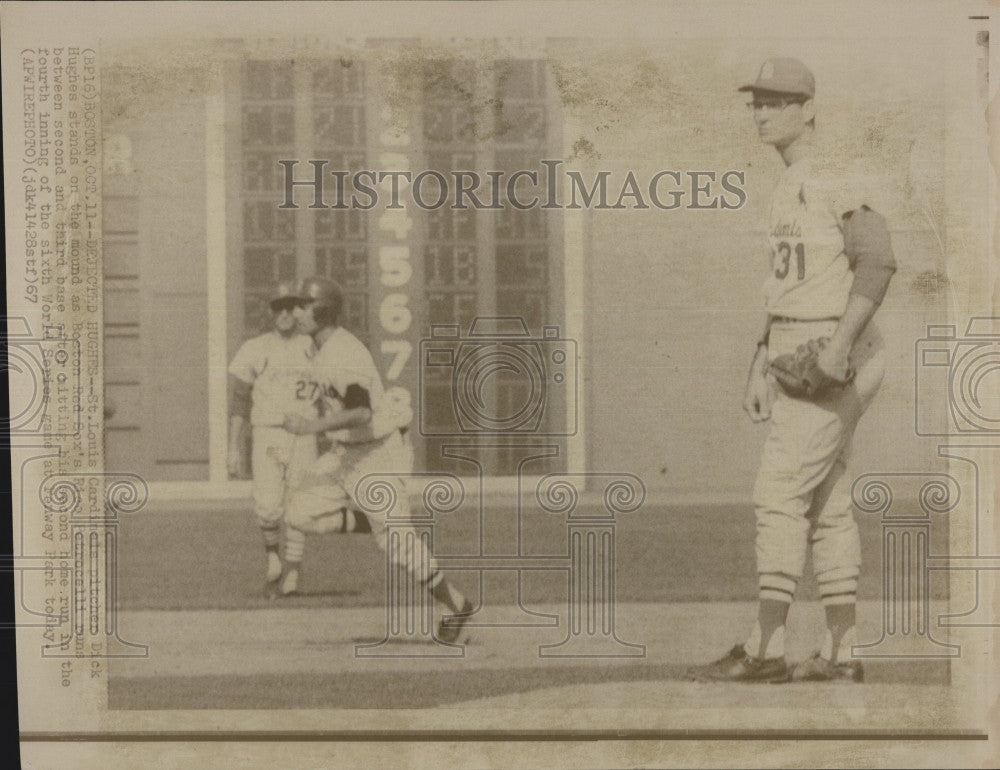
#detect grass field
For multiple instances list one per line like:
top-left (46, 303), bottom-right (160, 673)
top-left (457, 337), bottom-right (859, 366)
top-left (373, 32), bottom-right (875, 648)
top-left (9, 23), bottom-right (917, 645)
top-left (117, 498), bottom-right (950, 610)
top-left (109, 496), bottom-right (954, 714)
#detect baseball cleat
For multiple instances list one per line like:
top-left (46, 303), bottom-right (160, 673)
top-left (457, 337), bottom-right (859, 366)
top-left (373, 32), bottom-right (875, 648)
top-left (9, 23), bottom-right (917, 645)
top-left (263, 578), bottom-right (281, 600)
top-left (278, 566), bottom-right (300, 597)
top-left (686, 644), bottom-right (788, 683)
top-left (788, 652), bottom-right (863, 683)
top-left (437, 599), bottom-right (474, 644)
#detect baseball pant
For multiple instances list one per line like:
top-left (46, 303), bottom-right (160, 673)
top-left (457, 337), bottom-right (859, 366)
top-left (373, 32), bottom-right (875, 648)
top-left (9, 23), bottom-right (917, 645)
top-left (753, 320), bottom-right (885, 584)
top-left (251, 425), bottom-right (318, 527)
top-left (285, 430), bottom-right (437, 582)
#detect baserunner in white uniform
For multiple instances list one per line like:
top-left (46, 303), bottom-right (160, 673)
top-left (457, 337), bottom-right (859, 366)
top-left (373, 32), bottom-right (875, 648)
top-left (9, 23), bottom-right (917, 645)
top-left (228, 281), bottom-right (319, 595)
top-left (282, 276), bottom-right (474, 643)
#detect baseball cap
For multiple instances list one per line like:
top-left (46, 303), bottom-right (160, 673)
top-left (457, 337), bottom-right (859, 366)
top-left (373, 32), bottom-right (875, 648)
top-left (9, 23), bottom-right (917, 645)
top-left (739, 58), bottom-right (815, 99)
top-left (269, 280), bottom-right (303, 312)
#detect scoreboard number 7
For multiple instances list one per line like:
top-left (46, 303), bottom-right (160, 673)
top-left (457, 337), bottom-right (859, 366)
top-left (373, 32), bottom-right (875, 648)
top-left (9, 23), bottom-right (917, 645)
top-left (380, 339), bottom-right (412, 381)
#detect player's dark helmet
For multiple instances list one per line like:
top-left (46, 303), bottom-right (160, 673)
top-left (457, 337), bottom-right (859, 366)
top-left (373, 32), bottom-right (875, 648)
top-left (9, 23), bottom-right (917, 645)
top-left (297, 275), bottom-right (344, 327)
top-left (271, 280), bottom-right (299, 300)
top-left (268, 280), bottom-right (301, 312)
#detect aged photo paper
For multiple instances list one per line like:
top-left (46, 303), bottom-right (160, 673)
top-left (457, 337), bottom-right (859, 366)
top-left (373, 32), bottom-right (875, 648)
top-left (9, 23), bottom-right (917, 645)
top-left (3, 1), bottom-right (998, 767)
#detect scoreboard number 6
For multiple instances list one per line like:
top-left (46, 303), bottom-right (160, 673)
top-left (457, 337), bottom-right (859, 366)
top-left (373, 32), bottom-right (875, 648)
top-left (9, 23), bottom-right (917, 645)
top-left (380, 293), bottom-right (411, 335)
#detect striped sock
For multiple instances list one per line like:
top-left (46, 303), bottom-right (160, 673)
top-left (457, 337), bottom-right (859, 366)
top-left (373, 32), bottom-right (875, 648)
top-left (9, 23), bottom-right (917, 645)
top-left (284, 525), bottom-right (306, 565)
top-left (745, 573), bottom-right (797, 659)
top-left (425, 570), bottom-right (466, 614)
top-left (260, 521), bottom-right (281, 550)
top-left (818, 570), bottom-right (858, 662)
top-left (818, 572), bottom-right (858, 605)
top-left (349, 510), bottom-right (372, 533)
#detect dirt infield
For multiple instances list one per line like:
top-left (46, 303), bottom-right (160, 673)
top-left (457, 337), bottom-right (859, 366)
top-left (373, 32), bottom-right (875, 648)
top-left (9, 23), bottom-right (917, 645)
top-left (110, 601), bottom-right (950, 712)
top-left (108, 497), bottom-right (955, 719)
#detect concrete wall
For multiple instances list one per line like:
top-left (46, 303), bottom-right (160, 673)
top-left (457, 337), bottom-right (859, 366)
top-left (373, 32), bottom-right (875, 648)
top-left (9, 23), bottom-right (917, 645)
top-left (101, 35), bottom-right (979, 491)
top-left (557, 38), bottom-right (960, 493)
top-left (104, 60), bottom-right (210, 480)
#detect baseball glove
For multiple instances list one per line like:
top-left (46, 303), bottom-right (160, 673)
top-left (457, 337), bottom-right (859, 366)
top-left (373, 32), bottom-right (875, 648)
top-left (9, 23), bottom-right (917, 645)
top-left (768, 337), bottom-right (854, 399)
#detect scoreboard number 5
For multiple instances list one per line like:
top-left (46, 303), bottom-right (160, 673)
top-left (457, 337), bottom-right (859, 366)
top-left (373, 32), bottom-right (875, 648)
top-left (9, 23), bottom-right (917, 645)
top-left (774, 241), bottom-right (805, 280)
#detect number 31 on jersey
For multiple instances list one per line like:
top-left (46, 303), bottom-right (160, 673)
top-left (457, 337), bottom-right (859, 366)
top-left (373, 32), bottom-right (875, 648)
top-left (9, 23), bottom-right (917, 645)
top-left (774, 241), bottom-right (805, 280)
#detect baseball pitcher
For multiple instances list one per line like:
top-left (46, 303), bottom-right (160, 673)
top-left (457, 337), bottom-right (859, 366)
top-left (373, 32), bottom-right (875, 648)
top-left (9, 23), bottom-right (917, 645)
top-left (689, 58), bottom-right (896, 683)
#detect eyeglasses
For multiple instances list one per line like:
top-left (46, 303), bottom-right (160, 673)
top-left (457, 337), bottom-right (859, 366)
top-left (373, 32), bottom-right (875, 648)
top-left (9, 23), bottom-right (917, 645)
top-left (269, 298), bottom-right (305, 314)
top-left (747, 97), bottom-right (805, 112)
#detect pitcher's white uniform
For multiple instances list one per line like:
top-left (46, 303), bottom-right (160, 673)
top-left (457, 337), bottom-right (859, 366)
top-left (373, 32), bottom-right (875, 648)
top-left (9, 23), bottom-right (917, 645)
top-left (229, 332), bottom-right (318, 528)
top-left (754, 156), bottom-right (885, 599)
top-left (688, 57), bottom-right (896, 683)
top-left (285, 327), bottom-right (434, 580)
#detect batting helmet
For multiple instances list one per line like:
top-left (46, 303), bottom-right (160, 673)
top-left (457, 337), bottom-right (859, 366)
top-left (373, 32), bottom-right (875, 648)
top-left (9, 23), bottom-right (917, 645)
top-left (268, 280), bottom-right (302, 312)
top-left (298, 275), bottom-right (344, 327)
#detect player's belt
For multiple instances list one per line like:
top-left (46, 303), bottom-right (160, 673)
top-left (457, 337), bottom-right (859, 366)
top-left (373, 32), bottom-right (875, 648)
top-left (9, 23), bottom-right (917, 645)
top-left (770, 315), bottom-right (840, 324)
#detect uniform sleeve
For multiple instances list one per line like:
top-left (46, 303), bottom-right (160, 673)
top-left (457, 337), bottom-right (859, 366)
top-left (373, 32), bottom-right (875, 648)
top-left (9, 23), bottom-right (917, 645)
top-left (228, 337), bottom-right (259, 384)
top-left (229, 376), bottom-right (253, 418)
top-left (842, 206), bottom-right (897, 304)
top-left (333, 341), bottom-right (381, 411)
top-left (343, 383), bottom-right (373, 410)
top-left (809, 162), bottom-right (896, 303)
top-left (815, 166), bottom-right (868, 222)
